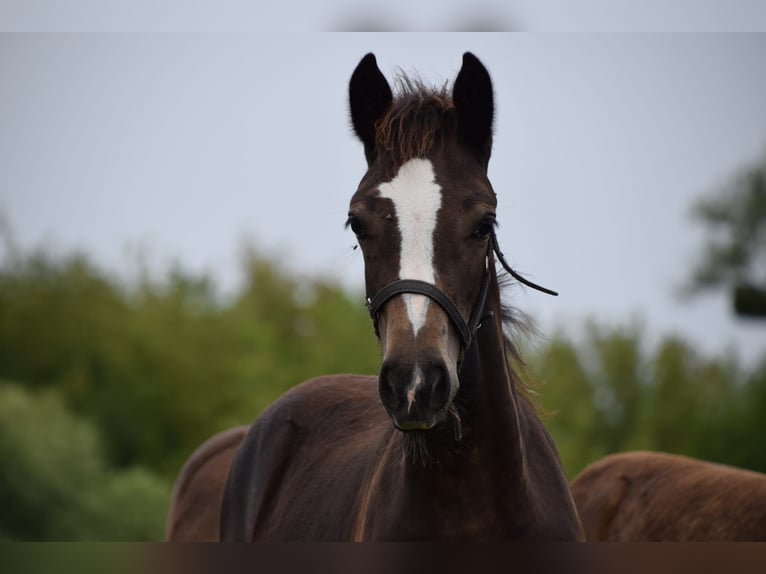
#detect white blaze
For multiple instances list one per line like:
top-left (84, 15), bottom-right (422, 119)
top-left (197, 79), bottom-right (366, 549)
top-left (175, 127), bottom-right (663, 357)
top-left (378, 158), bottom-right (442, 336)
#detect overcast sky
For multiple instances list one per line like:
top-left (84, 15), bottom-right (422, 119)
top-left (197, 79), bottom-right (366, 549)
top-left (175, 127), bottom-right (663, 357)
top-left (2, 1), bottom-right (765, 31)
top-left (1, 34), bottom-right (765, 363)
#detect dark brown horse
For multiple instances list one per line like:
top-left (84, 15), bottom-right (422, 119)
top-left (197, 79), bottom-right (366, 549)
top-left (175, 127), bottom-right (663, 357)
top-left (218, 52), bottom-right (583, 541)
top-left (571, 451), bottom-right (766, 541)
top-left (165, 426), bottom-right (248, 541)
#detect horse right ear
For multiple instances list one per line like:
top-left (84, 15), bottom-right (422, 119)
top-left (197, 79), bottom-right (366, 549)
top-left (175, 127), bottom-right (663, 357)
top-left (349, 53), bottom-right (393, 165)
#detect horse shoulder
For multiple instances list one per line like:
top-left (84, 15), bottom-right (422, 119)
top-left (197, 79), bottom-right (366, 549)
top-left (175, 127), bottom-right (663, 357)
top-left (165, 425), bottom-right (249, 541)
top-left (220, 374), bottom-right (381, 541)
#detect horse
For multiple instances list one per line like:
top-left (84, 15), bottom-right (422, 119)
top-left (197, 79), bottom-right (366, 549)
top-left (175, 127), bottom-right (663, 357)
top-left (165, 426), bottom-right (248, 541)
top-left (217, 52), bottom-right (584, 541)
top-left (570, 451), bottom-right (766, 541)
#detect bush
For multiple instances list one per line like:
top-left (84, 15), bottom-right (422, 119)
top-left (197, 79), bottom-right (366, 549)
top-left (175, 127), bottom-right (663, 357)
top-left (0, 383), bottom-right (169, 540)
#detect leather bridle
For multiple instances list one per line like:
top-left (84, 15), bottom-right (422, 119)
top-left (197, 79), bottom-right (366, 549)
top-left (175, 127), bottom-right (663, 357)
top-left (366, 230), bottom-right (557, 356)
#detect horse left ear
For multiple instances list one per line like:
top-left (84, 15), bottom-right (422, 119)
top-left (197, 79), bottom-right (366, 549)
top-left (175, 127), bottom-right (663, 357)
top-left (453, 52), bottom-right (494, 165)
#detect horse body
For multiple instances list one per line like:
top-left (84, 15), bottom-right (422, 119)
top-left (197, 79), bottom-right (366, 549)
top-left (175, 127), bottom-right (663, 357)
top-left (165, 425), bottom-right (248, 541)
top-left (222, 306), bottom-right (580, 541)
top-left (571, 451), bottom-right (766, 541)
top-left (217, 52), bottom-right (583, 541)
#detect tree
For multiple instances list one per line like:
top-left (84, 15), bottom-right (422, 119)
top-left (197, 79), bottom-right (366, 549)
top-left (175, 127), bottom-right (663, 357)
top-left (0, 240), bottom-right (381, 478)
top-left (687, 152), bottom-right (766, 317)
top-left (529, 322), bottom-right (764, 478)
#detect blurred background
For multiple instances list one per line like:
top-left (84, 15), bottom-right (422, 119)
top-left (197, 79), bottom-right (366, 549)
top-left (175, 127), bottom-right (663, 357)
top-left (1, 31), bottom-right (765, 540)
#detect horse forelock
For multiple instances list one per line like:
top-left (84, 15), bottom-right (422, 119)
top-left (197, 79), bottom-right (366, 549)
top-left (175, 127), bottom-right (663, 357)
top-left (374, 75), bottom-right (455, 164)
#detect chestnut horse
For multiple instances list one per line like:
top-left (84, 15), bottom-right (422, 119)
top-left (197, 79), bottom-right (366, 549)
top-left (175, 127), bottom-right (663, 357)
top-left (165, 426), bottom-right (248, 541)
top-left (214, 52), bottom-right (582, 541)
top-left (571, 451), bottom-right (766, 541)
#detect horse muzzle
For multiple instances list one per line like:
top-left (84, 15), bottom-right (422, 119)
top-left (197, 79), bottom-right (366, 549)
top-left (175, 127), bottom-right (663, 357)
top-left (378, 356), bottom-right (454, 432)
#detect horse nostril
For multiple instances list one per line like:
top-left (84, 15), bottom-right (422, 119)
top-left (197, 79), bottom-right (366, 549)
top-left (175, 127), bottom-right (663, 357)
top-left (378, 361), bottom-right (399, 408)
top-left (428, 364), bottom-right (451, 410)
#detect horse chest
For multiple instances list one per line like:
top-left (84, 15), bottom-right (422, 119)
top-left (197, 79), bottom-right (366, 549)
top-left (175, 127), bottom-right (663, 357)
top-left (358, 463), bottom-right (525, 541)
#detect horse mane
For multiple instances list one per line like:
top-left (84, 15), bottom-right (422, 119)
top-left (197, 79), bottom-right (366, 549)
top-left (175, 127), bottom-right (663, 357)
top-left (497, 270), bottom-right (541, 409)
top-left (374, 74), bottom-right (455, 163)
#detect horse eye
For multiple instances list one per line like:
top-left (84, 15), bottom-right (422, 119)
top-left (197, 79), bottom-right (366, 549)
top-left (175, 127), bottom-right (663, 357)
top-left (347, 216), bottom-right (366, 238)
top-left (475, 216), bottom-right (496, 240)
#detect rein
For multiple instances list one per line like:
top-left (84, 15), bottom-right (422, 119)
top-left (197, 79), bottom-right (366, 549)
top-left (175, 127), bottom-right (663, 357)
top-left (366, 230), bottom-right (557, 354)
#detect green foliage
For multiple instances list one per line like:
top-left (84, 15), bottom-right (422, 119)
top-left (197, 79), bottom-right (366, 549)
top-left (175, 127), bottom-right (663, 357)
top-left (1, 238), bottom-right (765, 539)
top-left (0, 243), bottom-right (383, 539)
top-left (63, 467), bottom-right (170, 541)
top-left (0, 383), bottom-right (168, 540)
top-left (529, 322), bottom-right (766, 478)
top-left (0, 247), bottom-right (381, 478)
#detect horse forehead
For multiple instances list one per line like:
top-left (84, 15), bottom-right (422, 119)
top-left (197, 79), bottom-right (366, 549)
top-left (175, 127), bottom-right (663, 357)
top-left (377, 158), bottom-right (443, 218)
top-left (377, 158), bottom-right (441, 280)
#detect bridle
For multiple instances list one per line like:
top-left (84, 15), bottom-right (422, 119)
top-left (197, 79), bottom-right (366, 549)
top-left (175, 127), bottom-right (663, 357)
top-left (366, 229), bottom-right (557, 357)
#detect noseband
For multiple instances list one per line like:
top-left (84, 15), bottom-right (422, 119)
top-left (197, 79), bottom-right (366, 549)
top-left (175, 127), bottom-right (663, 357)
top-left (366, 230), bottom-right (557, 354)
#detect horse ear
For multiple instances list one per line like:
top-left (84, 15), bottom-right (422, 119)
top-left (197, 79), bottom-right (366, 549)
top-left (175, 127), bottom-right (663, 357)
top-left (349, 53), bottom-right (393, 164)
top-left (453, 52), bottom-right (494, 164)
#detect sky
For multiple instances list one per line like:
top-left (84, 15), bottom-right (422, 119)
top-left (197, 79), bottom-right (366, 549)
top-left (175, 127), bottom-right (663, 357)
top-left (1, 1), bottom-right (766, 31)
top-left (1, 33), bottom-right (765, 364)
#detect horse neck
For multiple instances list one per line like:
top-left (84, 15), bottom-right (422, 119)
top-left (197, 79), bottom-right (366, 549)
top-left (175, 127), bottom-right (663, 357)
top-left (375, 274), bottom-right (531, 524)
top-left (392, 272), bottom-right (528, 475)
top-left (454, 271), bottom-right (528, 464)
top-left (353, 276), bottom-right (535, 539)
